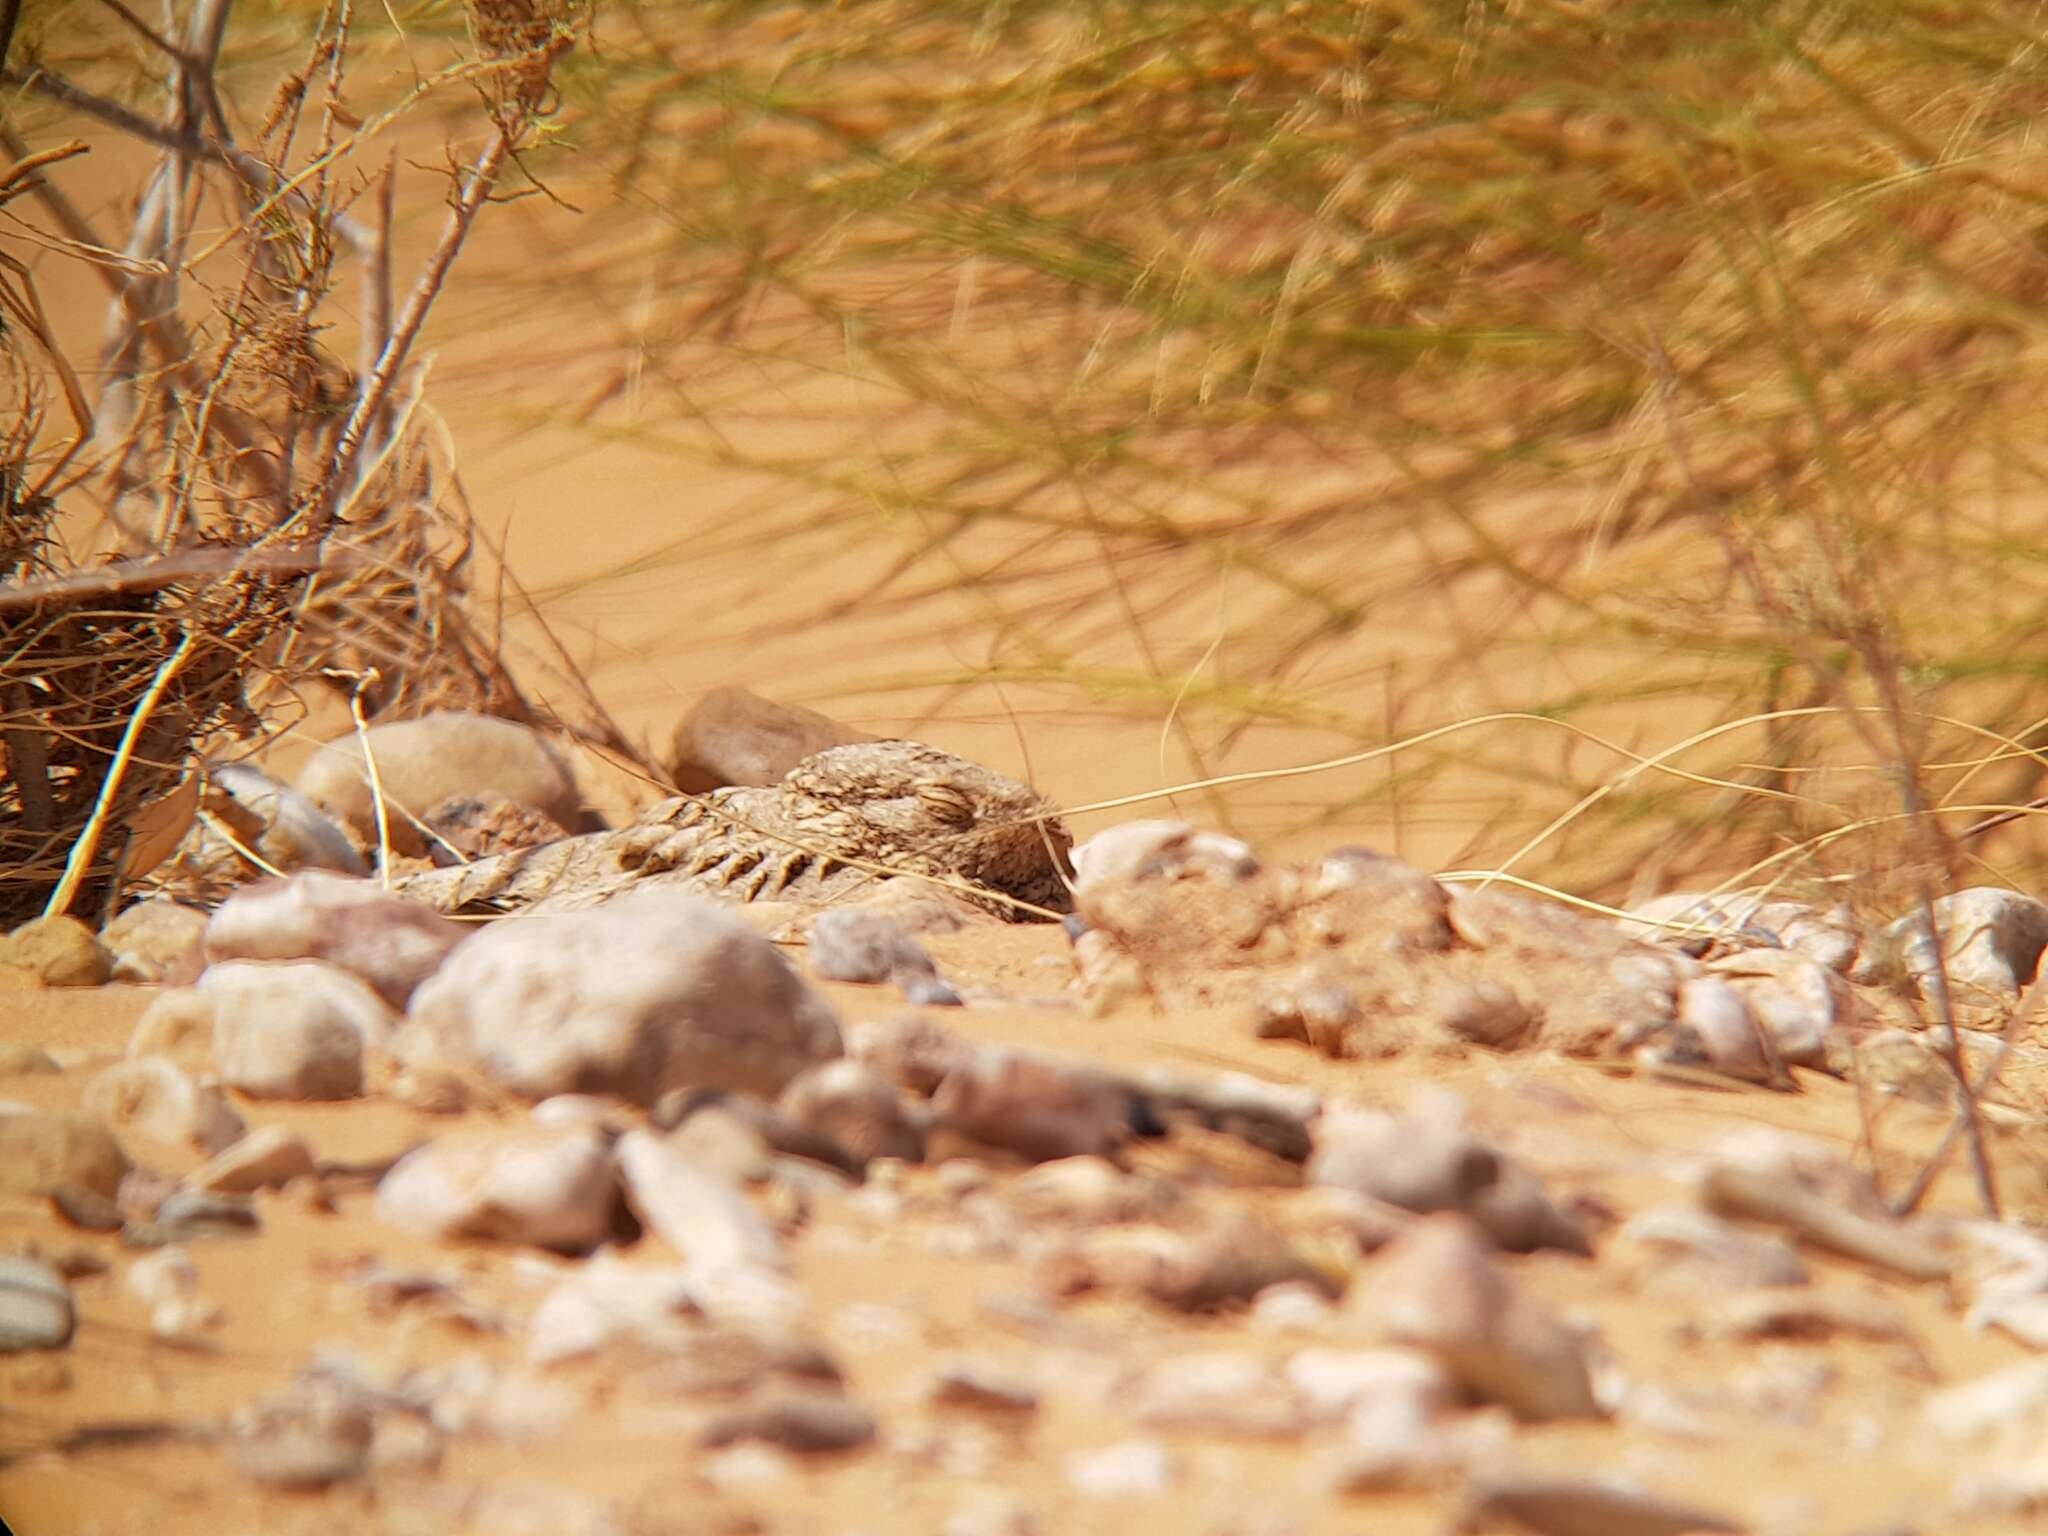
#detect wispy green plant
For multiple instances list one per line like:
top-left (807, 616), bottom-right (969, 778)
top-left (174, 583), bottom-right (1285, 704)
top-left (184, 0), bottom-right (2048, 903)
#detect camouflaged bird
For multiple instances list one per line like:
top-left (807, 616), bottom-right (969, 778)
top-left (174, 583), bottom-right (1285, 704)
top-left (394, 739), bottom-right (1074, 920)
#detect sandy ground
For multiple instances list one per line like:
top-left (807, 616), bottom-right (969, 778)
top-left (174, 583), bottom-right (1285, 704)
top-left (10, 50), bottom-right (2048, 1536)
top-left (3, 922), bottom-right (2043, 1536)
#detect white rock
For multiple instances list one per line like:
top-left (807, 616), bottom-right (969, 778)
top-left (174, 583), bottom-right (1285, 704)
top-left (1065, 1439), bottom-right (1173, 1498)
top-left (375, 1123), bottom-right (618, 1253)
top-left (1070, 820), bottom-right (1257, 893)
top-left (1962, 1224), bottom-right (2048, 1350)
top-left (81, 1056), bottom-right (244, 1154)
top-left (1327, 1405), bottom-right (1512, 1494)
top-left (199, 957), bottom-right (395, 1044)
top-left (415, 1355), bottom-right (580, 1438)
top-left (1669, 976), bottom-right (1776, 1083)
top-left (1890, 887), bottom-right (2048, 998)
top-left (227, 1379), bottom-right (372, 1489)
top-left (1131, 1352), bottom-right (1300, 1436)
top-left (1706, 948), bottom-right (1851, 1065)
top-left (203, 960), bottom-right (384, 1100)
top-left (1925, 1358), bottom-right (2048, 1441)
top-left (1308, 1099), bottom-right (1585, 1254)
top-left (397, 892), bottom-right (841, 1105)
top-left (529, 1094), bottom-right (624, 1130)
top-left (295, 711), bottom-right (584, 857)
top-left (127, 1247), bottom-right (221, 1338)
top-left (1285, 1347), bottom-right (1453, 1427)
top-left (0, 1256), bottom-right (74, 1352)
top-left (189, 1125), bottom-right (319, 1194)
top-left (526, 1254), bottom-right (701, 1364)
top-left (1614, 1204), bottom-right (1808, 1288)
top-left (614, 1128), bottom-right (800, 1323)
top-left (1250, 1281), bottom-right (1337, 1335)
top-left (1363, 1213), bottom-right (1599, 1422)
top-left (128, 987), bottom-right (218, 1070)
top-left (205, 871), bottom-right (466, 1009)
top-left (101, 898), bottom-right (210, 984)
top-left (1008, 1157), bottom-right (1177, 1225)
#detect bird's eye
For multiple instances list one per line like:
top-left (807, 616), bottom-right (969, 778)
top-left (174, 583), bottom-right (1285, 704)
top-left (917, 784), bottom-right (976, 825)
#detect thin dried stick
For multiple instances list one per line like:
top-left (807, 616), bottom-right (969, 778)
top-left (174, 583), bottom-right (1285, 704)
top-left (1910, 882), bottom-right (1997, 1215)
top-left (0, 545), bottom-right (347, 613)
top-left (0, 70), bottom-right (373, 255)
top-left (1890, 964), bottom-right (2048, 1217)
top-left (195, 807), bottom-right (287, 880)
top-left (0, 138), bottom-right (89, 201)
top-left (311, 128), bottom-right (516, 533)
top-left (334, 669), bottom-right (394, 887)
top-left (361, 152), bottom-right (395, 387)
top-left (43, 628), bottom-right (198, 917)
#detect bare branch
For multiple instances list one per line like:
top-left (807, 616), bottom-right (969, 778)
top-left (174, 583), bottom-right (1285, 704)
top-left (0, 67), bottom-right (372, 257)
top-left (361, 152), bottom-right (395, 392)
top-left (0, 545), bottom-right (356, 614)
top-left (89, 0), bottom-right (186, 63)
top-left (313, 128), bottom-right (515, 532)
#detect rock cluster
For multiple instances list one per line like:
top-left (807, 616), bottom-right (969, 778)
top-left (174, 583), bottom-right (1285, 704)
top-left (15, 770), bottom-right (2048, 1534)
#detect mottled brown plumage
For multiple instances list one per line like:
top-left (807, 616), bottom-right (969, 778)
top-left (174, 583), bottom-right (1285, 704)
top-left (395, 740), bottom-right (1073, 920)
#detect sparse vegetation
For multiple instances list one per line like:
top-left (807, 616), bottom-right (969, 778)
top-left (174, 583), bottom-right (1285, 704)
top-left (7, 0), bottom-right (2048, 925)
top-left (509, 0), bottom-right (2048, 911)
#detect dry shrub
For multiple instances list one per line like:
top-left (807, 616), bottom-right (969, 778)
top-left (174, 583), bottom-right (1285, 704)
top-left (0, 0), bottom-right (589, 921)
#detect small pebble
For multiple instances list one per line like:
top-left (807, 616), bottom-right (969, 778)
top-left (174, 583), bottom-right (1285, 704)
top-left (1066, 1439), bottom-right (1172, 1499)
top-left (699, 1389), bottom-right (878, 1453)
top-left (932, 1358), bottom-right (1041, 1414)
top-left (0, 1256), bottom-right (75, 1352)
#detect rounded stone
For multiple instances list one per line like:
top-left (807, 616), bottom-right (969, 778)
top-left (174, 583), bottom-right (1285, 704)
top-left (295, 711), bottom-right (583, 857)
top-left (0, 1110), bottom-right (130, 1199)
top-left (398, 892), bottom-right (842, 1104)
top-left (0, 1256), bottom-right (75, 1352)
top-left (0, 915), bottom-right (112, 987)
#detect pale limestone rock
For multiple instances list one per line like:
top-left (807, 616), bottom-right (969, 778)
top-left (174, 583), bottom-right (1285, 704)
top-left (128, 987), bottom-right (218, 1071)
top-left (204, 961), bottom-right (383, 1100)
top-left (397, 892), bottom-right (841, 1105)
top-left (205, 871), bottom-right (466, 1009)
top-left (614, 1128), bottom-right (800, 1324)
top-left (1130, 1351), bottom-right (1301, 1437)
top-left (1363, 1213), bottom-right (1600, 1422)
top-left (0, 1257), bottom-right (74, 1352)
top-left (101, 898), bottom-right (209, 984)
top-left (296, 711), bottom-right (583, 857)
top-left (1071, 820), bottom-right (1258, 893)
top-left (127, 1246), bottom-right (221, 1339)
top-left (526, 1253), bottom-right (701, 1364)
top-left (1308, 1096), bottom-right (1586, 1255)
top-left (1889, 886), bottom-right (2048, 1000)
top-left (1706, 947), bottom-right (1852, 1065)
top-left (375, 1123), bottom-right (618, 1253)
top-left (81, 1056), bottom-right (244, 1154)
top-left (189, 1125), bottom-right (319, 1194)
